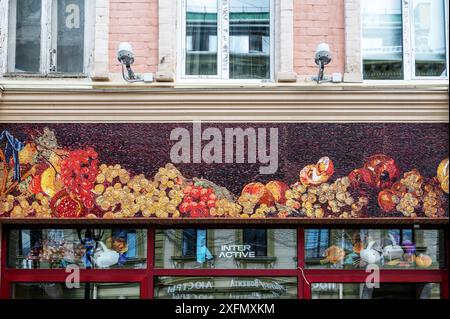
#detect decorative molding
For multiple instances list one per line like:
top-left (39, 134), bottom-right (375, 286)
top-left (0, 84), bottom-right (448, 123)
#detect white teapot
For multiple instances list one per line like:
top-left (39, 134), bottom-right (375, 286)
top-left (360, 241), bottom-right (381, 264)
top-left (382, 234), bottom-right (404, 261)
top-left (93, 241), bottom-right (120, 268)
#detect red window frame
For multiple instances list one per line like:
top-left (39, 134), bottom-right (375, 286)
top-left (1, 223), bottom-right (448, 299)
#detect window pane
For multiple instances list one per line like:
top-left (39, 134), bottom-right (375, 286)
top-left (362, 0), bottom-right (403, 79)
top-left (186, 0), bottom-right (218, 75)
top-left (11, 0), bottom-right (42, 72)
top-left (305, 229), bottom-right (444, 270)
top-left (155, 229), bottom-right (297, 269)
top-left (312, 283), bottom-right (441, 299)
top-left (413, 0), bottom-right (447, 77)
top-left (12, 283), bottom-right (140, 299)
top-left (7, 229), bottom-right (147, 269)
top-left (56, 0), bottom-right (85, 73)
top-left (230, 0), bottom-right (271, 79)
top-left (154, 277), bottom-right (297, 299)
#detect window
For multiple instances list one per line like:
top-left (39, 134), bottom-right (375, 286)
top-left (182, 229), bottom-right (197, 257)
top-left (305, 229), bottom-right (444, 270)
top-left (362, 0), bottom-right (449, 80)
top-left (311, 283), bottom-right (441, 299)
top-left (7, 228), bottom-right (148, 269)
top-left (154, 229), bottom-right (297, 269)
top-left (154, 277), bottom-right (297, 299)
top-left (243, 229), bottom-right (267, 257)
top-left (1, 226), bottom-right (447, 299)
top-left (182, 0), bottom-right (273, 80)
top-left (7, 0), bottom-right (92, 75)
top-left (12, 283), bottom-right (140, 299)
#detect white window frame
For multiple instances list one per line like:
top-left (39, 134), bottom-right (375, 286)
top-left (361, 0), bottom-right (449, 81)
top-left (5, 0), bottom-right (94, 76)
top-left (179, 0), bottom-right (275, 83)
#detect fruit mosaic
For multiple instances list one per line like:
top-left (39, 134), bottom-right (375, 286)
top-left (0, 127), bottom-right (448, 219)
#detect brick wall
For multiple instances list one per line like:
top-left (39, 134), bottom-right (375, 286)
top-left (293, 0), bottom-right (345, 76)
top-left (109, 0), bottom-right (159, 74)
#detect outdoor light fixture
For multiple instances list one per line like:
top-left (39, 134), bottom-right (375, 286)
top-left (117, 42), bottom-right (153, 83)
top-left (313, 43), bottom-right (332, 84)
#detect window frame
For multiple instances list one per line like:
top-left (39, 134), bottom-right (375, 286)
top-left (0, 224), bottom-right (448, 299)
top-left (5, 0), bottom-right (94, 77)
top-left (179, 0), bottom-right (276, 83)
top-left (361, 0), bottom-right (450, 81)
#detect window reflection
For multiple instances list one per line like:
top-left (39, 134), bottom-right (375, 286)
top-left (12, 283), bottom-right (140, 299)
top-left (230, 0), bottom-right (271, 79)
top-left (56, 0), bottom-right (85, 73)
top-left (155, 229), bottom-right (296, 269)
top-left (305, 229), bottom-right (444, 270)
top-left (312, 283), bottom-right (440, 299)
top-left (413, 0), bottom-right (447, 77)
top-left (154, 277), bottom-right (297, 299)
top-left (8, 229), bottom-right (147, 269)
top-left (11, 0), bottom-right (42, 72)
top-left (185, 0), bottom-right (218, 75)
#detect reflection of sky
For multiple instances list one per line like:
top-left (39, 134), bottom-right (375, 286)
top-left (187, 0), bottom-right (269, 12)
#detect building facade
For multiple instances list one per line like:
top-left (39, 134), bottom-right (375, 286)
top-left (0, 0), bottom-right (449, 300)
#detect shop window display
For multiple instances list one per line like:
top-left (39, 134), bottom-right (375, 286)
top-left (154, 229), bottom-right (297, 269)
top-left (154, 277), bottom-right (297, 299)
top-left (305, 229), bottom-right (444, 270)
top-left (7, 228), bottom-right (147, 269)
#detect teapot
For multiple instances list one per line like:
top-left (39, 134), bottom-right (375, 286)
top-left (360, 241), bottom-right (381, 264)
top-left (382, 234), bottom-right (404, 261)
top-left (93, 241), bottom-right (120, 268)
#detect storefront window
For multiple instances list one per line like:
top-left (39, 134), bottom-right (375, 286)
top-left (183, 0), bottom-right (273, 80)
top-left (305, 229), bottom-right (444, 270)
top-left (155, 229), bottom-right (296, 269)
top-left (11, 283), bottom-right (140, 299)
top-left (311, 283), bottom-right (441, 299)
top-left (154, 277), bottom-right (297, 299)
top-left (7, 229), bottom-right (147, 269)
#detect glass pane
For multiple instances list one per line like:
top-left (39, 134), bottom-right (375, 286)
top-left (185, 0), bottom-right (218, 75)
top-left (312, 283), bottom-right (441, 299)
top-left (362, 0), bottom-right (403, 79)
top-left (305, 229), bottom-right (444, 270)
top-left (154, 277), bottom-right (297, 299)
top-left (230, 0), bottom-right (271, 79)
top-left (12, 0), bottom-right (42, 72)
top-left (11, 283), bottom-right (140, 299)
top-left (8, 229), bottom-right (147, 269)
top-left (155, 229), bottom-right (297, 269)
top-left (56, 0), bottom-right (85, 73)
top-left (413, 0), bottom-right (447, 77)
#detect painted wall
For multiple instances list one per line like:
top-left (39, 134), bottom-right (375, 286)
top-left (293, 0), bottom-right (345, 76)
top-left (109, 0), bottom-right (159, 74)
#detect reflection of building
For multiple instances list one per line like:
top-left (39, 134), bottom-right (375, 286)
top-left (186, 9), bottom-right (270, 78)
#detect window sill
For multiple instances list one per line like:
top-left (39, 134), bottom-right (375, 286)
top-left (2, 73), bottom-right (88, 79)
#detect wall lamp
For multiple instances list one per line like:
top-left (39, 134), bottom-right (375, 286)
top-left (117, 42), bottom-right (153, 83)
